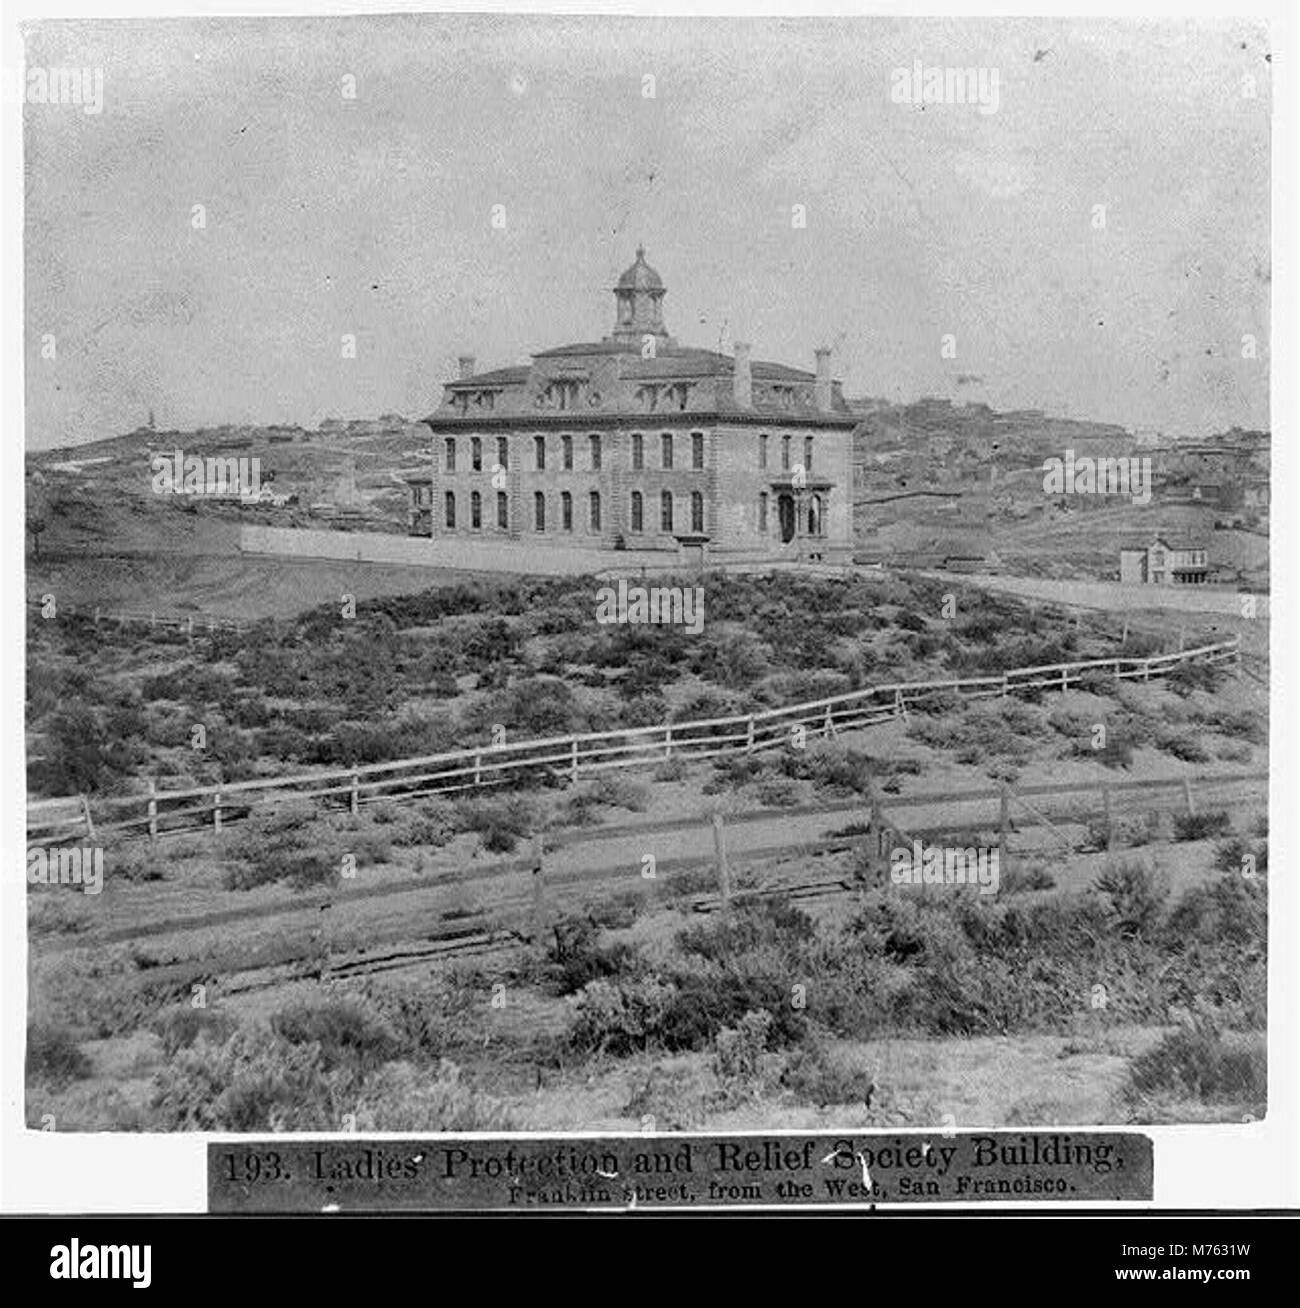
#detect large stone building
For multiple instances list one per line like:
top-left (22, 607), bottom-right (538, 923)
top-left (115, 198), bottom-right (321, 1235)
top-left (411, 248), bottom-right (858, 563)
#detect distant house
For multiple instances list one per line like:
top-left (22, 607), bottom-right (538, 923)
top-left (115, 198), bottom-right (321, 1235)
top-left (1119, 537), bottom-right (1210, 586)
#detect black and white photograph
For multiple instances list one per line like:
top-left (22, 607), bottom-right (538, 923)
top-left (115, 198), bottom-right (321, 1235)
top-left (5, 2), bottom-right (1294, 1223)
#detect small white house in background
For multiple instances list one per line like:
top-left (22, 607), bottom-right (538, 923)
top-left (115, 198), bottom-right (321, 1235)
top-left (1120, 536), bottom-right (1210, 586)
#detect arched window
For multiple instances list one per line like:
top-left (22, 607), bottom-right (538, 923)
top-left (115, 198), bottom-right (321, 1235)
top-left (561, 434), bottom-right (573, 470)
top-left (660, 489), bottom-right (674, 533)
top-left (632, 433), bottom-right (644, 470)
top-left (496, 491), bottom-right (509, 529)
top-left (534, 435), bottom-right (546, 471)
top-left (589, 490), bottom-right (602, 532)
top-left (661, 432), bottom-right (674, 469)
top-left (691, 490), bottom-right (704, 533)
top-left (590, 434), bottom-right (602, 471)
top-left (534, 491), bottom-right (546, 532)
top-left (631, 491), bottom-right (644, 532)
top-left (444, 491), bottom-right (456, 528)
top-left (496, 437), bottom-right (509, 471)
top-left (445, 438), bottom-right (457, 473)
top-left (561, 491), bottom-right (573, 531)
top-left (470, 490), bottom-right (482, 529)
top-left (471, 437), bottom-right (482, 472)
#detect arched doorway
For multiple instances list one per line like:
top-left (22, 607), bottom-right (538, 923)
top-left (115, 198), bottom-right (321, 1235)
top-left (777, 493), bottom-right (796, 544)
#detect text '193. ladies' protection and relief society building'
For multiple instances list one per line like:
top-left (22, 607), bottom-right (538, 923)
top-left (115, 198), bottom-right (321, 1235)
top-left (410, 247), bottom-right (857, 565)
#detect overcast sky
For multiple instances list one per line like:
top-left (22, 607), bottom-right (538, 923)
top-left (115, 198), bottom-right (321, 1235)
top-left (22, 14), bottom-right (1271, 447)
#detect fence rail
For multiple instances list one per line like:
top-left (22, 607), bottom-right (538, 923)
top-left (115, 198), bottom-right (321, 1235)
top-left (26, 599), bottom-right (246, 635)
top-left (26, 634), bottom-right (1243, 845)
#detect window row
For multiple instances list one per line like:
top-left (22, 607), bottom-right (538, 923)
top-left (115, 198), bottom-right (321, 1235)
top-left (628, 489), bottom-right (705, 535)
top-left (441, 489), bottom-right (708, 535)
top-left (756, 433), bottom-right (814, 473)
top-left (441, 432), bottom-right (709, 473)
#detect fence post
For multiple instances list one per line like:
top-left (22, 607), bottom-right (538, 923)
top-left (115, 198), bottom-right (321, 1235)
top-left (474, 751), bottom-right (483, 786)
top-left (665, 727), bottom-right (673, 759)
top-left (92, 606), bottom-right (101, 626)
top-left (531, 835), bottom-right (547, 941)
top-left (712, 813), bottom-right (730, 909)
top-left (1142, 659), bottom-right (1151, 683)
top-left (999, 784), bottom-right (1011, 863)
top-left (1001, 672), bottom-right (1009, 698)
top-left (147, 779), bottom-right (158, 842)
top-left (570, 739), bottom-right (580, 785)
top-left (150, 611), bottom-right (157, 629)
top-left (350, 770), bottom-right (360, 815)
top-left (823, 705), bottom-right (835, 738)
top-left (1182, 776), bottom-right (1195, 817)
top-left (186, 615), bottom-right (194, 643)
top-left (746, 716), bottom-right (755, 753)
top-left (1102, 782), bottom-right (1114, 852)
top-left (80, 794), bottom-right (96, 842)
top-left (213, 790), bottom-right (223, 834)
top-left (1061, 665), bottom-right (1069, 691)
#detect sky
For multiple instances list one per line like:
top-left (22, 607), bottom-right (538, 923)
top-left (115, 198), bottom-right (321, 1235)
top-left (21, 14), bottom-right (1272, 448)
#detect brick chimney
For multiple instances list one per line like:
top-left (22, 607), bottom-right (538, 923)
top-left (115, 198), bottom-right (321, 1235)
top-left (814, 346), bottom-right (833, 413)
top-left (733, 342), bottom-right (752, 408)
top-left (458, 354), bottom-right (476, 381)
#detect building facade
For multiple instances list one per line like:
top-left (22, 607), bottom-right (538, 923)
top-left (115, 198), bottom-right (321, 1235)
top-left (1119, 537), bottom-right (1211, 585)
top-left (411, 249), bottom-right (858, 563)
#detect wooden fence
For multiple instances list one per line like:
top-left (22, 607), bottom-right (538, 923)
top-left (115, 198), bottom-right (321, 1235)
top-left (27, 599), bottom-right (245, 636)
top-left (25, 634), bottom-right (1242, 846)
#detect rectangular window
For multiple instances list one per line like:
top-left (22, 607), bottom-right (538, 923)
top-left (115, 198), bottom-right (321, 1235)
top-left (470, 491), bottom-right (482, 529)
top-left (661, 433), bottom-right (673, 470)
top-left (590, 434), bottom-right (602, 471)
top-left (471, 437), bottom-right (482, 472)
top-left (661, 490), bottom-right (673, 532)
top-left (631, 491), bottom-right (643, 532)
top-left (496, 437), bottom-right (509, 471)
top-left (534, 491), bottom-right (546, 532)
top-left (804, 435), bottom-right (813, 473)
top-left (561, 491), bottom-right (572, 531)
top-left (632, 433), bottom-right (644, 471)
top-left (497, 491), bottom-right (509, 529)
top-left (691, 490), bottom-right (704, 533)
top-left (589, 490), bottom-right (602, 532)
top-left (444, 491), bottom-right (456, 528)
top-left (781, 434), bottom-right (791, 471)
top-left (758, 493), bottom-right (768, 532)
top-left (445, 438), bottom-right (456, 473)
top-left (692, 432), bottom-right (704, 470)
top-left (534, 435), bottom-right (546, 471)
top-left (562, 434), bottom-right (573, 471)
top-left (759, 434), bottom-right (768, 469)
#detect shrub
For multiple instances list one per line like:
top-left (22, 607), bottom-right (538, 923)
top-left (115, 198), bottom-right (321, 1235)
top-left (1125, 1019), bottom-right (1265, 1105)
top-left (150, 1027), bottom-right (334, 1131)
top-left (755, 776), bottom-right (802, 808)
top-left (1166, 660), bottom-right (1223, 697)
top-left (653, 756), bottom-right (688, 783)
top-left (1091, 860), bottom-right (1169, 938)
top-left (350, 1059), bottom-right (515, 1132)
top-left (1173, 810), bottom-right (1233, 842)
top-left (456, 795), bottom-right (535, 853)
top-left (26, 1023), bottom-right (92, 1087)
top-left (151, 1005), bottom-right (237, 1057)
top-left (1000, 861), bottom-right (1056, 894)
top-left (269, 996), bottom-right (398, 1072)
top-left (568, 976), bottom-right (678, 1056)
top-left (711, 1010), bottom-right (773, 1106)
top-left (543, 916), bottom-right (641, 996)
top-left (780, 1039), bottom-right (870, 1108)
top-left (224, 801), bottom-right (343, 891)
